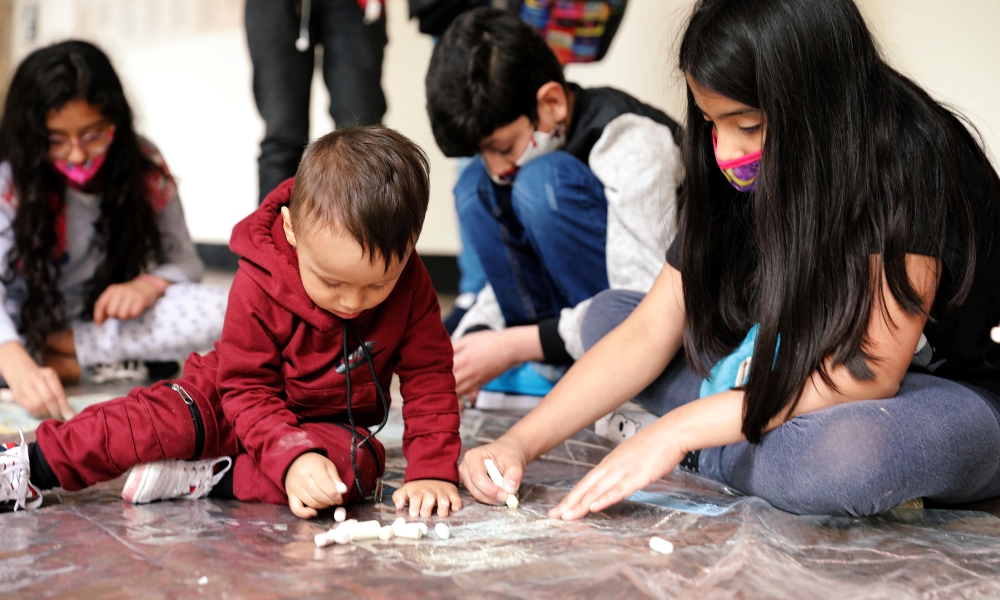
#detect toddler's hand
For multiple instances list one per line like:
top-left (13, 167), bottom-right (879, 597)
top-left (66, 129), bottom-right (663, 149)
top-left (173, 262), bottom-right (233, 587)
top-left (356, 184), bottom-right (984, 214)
top-left (392, 479), bottom-right (462, 518)
top-left (284, 452), bottom-right (347, 519)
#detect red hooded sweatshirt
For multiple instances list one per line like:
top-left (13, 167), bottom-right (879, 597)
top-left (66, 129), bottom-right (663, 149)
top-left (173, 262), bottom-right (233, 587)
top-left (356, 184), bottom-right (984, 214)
top-left (216, 179), bottom-right (461, 491)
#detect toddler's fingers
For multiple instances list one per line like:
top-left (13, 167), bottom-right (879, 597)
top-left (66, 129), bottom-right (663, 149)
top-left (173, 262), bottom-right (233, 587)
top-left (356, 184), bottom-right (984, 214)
top-left (392, 486), bottom-right (406, 510)
top-left (448, 489), bottom-right (463, 513)
top-left (289, 494), bottom-right (317, 519)
top-left (420, 490), bottom-right (436, 519)
top-left (436, 491), bottom-right (452, 517)
top-left (324, 462), bottom-right (348, 499)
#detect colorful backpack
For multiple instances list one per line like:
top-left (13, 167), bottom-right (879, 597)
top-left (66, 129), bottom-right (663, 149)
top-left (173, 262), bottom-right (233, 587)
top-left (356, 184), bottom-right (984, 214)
top-left (512, 0), bottom-right (629, 64)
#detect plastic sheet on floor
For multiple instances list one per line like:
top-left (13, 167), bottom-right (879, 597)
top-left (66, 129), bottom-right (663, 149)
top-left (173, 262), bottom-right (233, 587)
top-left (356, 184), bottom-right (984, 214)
top-left (4, 409), bottom-right (1000, 598)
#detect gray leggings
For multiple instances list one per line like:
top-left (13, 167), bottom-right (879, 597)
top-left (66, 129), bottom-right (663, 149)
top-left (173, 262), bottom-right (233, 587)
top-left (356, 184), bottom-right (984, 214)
top-left (580, 289), bottom-right (1000, 516)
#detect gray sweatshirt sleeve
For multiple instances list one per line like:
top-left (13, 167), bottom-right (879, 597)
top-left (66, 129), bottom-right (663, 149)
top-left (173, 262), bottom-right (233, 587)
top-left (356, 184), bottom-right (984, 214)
top-left (555, 113), bottom-right (684, 359)
top-left (151, 192), bottom-right (204, 284)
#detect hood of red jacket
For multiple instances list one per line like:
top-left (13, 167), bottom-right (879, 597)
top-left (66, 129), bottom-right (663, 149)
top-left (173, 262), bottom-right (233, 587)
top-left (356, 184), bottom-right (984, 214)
top-left (229, 177), bottom-right (339, 331)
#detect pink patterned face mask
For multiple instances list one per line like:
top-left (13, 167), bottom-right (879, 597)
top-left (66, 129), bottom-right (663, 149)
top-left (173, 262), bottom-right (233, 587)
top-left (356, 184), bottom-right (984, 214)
top-left (51, 129), bottom-right (115, 188)
top-left (713, 129), bottom-right (761, 193)
top-left (52, 153), bottom-right (109, 188)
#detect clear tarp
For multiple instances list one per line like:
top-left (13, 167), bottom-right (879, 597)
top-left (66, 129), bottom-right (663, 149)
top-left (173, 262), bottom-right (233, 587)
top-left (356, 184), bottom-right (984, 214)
top-left (4, 408), bottom-right (1000, 598)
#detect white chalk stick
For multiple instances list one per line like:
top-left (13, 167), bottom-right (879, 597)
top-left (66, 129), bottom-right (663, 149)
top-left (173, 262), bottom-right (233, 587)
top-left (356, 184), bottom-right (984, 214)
top-left (332, 529), bottom-right (351, 545)
top-left (335, 519), bottom-right (358, 533)
top-left (378, 525), bottom-right (393, 540)
top-left (392, 517), bottom-right (407, 529)
top-left (349, 520), bottom-right (383, 541)
top-left (334, 507), bottom-right (347, 522)
top-left (992, 327), bottom-right (1000, 344)
top-left (315, 532), bottom-right (332, 547)
top-left (335, 481), bottom-right (348, 494)
top-left (484, 458), bottom-right (505, 487)
top-left (484, 458), bottom-right (518, 508)
top-left (434, 523), bottom-right (451, 539)
top-left (394, 522), bottom-right (426, 539)
top-left (649, 536), bottom-right (674, 554)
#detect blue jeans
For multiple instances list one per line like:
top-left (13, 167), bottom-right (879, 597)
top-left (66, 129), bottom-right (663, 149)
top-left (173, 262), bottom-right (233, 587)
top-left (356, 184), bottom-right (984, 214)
top-left (581, 289), bottom-right (1000, 516)
top-left (455, 156), bottom-right (487, 296)
top-left (455, 152), bottom-right (609, 326)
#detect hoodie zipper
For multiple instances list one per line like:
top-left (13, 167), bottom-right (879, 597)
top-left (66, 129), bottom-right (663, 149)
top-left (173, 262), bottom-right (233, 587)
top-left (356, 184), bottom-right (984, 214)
top-left (171, 383), bottom-right (205, 460)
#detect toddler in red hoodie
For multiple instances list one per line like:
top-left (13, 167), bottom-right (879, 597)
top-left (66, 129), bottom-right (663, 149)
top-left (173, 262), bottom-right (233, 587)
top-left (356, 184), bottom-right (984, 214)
top-left (1, 126), bottom-right (463, 519)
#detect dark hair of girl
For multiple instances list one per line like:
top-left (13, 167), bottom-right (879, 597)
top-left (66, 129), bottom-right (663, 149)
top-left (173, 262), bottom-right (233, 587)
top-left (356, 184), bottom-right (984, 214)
top-left (676, 0), bottom-right (1000, 443)
top-left (0, 40), bottom-right (164, 355)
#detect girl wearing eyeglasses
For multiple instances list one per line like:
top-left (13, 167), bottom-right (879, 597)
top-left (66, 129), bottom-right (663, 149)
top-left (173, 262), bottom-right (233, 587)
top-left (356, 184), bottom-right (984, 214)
top-left (0, 41), bottom-right (227, 419)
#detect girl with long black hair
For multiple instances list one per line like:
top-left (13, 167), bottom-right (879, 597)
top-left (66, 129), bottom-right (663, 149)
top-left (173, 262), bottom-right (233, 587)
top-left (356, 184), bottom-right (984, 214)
top-left (0, 41), bottom-right (227, 420)
top-left (459, 0), bottom-right (1000, 517)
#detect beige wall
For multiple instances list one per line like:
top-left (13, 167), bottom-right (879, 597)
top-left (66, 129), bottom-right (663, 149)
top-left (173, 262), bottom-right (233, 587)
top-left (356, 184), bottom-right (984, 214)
top-left (4, 0), bottom-right (999, 252)
top-left (858, 0), bottom-right (1000, 165)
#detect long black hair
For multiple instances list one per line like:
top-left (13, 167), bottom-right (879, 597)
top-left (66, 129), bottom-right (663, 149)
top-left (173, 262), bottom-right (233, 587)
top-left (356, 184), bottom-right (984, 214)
top-left (676, 0), bottom-right (1000, 443)
top-left (0, 40), bottom-right (164, 354)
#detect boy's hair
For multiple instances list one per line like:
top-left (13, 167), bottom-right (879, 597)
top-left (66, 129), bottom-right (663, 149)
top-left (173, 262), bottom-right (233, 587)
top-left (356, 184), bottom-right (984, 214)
top-left (425, 8), bottom-right (565, 157)
top-left (289, 126), bottom-right (430, 271)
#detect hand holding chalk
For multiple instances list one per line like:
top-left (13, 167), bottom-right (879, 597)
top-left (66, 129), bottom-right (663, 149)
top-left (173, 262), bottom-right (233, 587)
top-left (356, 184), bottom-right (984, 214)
top-left (484, 458), bottom-right (519, 508)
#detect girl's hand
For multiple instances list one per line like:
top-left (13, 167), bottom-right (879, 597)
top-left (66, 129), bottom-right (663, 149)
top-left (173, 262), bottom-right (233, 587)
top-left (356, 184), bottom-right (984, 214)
top-left (93, 279), bottom-right (163, 326)
top-left (392, 479), bottom-right (463, 518)
top-left (548, 420), bottom-right (686, 520)
top-left (8, 364), bottom-right (74, 420)
top-left (284, 452), bottom-right (347, 519)
top-left (459, 436), bottom-right (528, 506)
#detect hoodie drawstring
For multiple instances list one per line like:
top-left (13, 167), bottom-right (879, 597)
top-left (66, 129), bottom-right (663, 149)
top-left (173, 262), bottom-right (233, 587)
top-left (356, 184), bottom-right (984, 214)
top-left (342, 319), bottom-right (389, 504)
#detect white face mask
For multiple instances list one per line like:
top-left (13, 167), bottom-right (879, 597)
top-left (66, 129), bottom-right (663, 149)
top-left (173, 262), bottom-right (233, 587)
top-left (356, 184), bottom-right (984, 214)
top-left (485, 124), bottom-right (565, 186)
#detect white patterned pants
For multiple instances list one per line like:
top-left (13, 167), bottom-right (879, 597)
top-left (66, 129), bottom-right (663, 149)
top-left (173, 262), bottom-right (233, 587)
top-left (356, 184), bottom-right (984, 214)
top-left (72, 283), bottom-right (228, 368)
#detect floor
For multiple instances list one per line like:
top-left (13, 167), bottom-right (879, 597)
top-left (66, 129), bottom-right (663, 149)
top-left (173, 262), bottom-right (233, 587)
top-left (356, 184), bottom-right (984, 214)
top-left (4, 273), bottom-right (1000, 598)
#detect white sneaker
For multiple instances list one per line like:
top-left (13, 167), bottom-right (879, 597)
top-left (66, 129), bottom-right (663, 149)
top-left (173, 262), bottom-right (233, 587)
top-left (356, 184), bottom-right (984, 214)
top-left (122, 457), bottom-right (233, 504)
top-left (1, 430), bottom-right (43, 511)
top-left (89, 360), bottom-right (149, 384)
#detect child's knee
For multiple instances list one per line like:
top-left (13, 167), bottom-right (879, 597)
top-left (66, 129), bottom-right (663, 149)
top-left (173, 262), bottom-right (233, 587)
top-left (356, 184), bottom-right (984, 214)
top-left (580, 290), bottom-right (644, 352)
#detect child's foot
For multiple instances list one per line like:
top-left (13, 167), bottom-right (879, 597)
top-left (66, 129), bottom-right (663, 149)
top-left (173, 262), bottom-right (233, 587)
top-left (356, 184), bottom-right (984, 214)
top-left (122, 457), bottom-right (233, 504)
top-left (1, 431), bottom-right (43, 511)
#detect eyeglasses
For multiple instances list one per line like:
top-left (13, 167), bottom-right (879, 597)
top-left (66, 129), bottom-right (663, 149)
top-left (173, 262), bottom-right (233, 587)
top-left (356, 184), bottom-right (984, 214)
top-left (48, 125), bottom-right (115, 160)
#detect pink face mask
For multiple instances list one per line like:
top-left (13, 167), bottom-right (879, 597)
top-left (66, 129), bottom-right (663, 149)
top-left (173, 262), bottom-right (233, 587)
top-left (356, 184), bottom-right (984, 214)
top-left (713, 129), bottom-right (761, 193)
top-left (51, 129), bottom-right (115, 188)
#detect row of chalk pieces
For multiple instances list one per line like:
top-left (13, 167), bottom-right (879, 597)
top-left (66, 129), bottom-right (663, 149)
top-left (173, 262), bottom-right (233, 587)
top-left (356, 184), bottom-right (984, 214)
top-left (315, 508), bottom-right (451, 547)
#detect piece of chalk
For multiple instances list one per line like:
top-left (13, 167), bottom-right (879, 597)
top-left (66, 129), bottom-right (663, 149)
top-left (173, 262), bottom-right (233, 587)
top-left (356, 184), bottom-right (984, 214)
top-left (992, 327), bottom-right (1000, 344)
top-left (315, 532), bottom-right (332, 547)
top-left (392, 517), bottom-right (407, 529)
top-left (484, 458), bottom-right (518, 508)
top-left (378, 525), bottom-right (393, 540)
top-left (334, 507), bottom-right (347, 522)
top-left (484, 458), bottom-right (505, 487)
top-left (394, 522), bottom-right (426, 539)
top-left (434, 522), bottom-right (451, 539)
top-left (335, 481), bottom-right (348, 494)
top-left (349, 520), bottom-right (383, 541)
top-left (649, 536), bottom-right (674, 554)
top-left (335, 519), bottom-right (358, 532)
top-left (332, 529), bottom-right (351, 545)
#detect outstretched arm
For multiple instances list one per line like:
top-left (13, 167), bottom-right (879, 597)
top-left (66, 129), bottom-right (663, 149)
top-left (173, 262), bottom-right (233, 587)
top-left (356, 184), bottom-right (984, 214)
top-left (550, 254), bottom-right (940, 519)
top-left (459, 262), bottom-right (686, 504)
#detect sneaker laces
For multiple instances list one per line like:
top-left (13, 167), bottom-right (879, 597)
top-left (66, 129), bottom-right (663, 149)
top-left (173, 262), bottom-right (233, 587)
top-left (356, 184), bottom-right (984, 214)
top-left (1, 430), bottom-right (42, 510)
top-left (90, 360), bottom-right (149, 384)
top-left (171, 457), bottom-right (233, 500)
